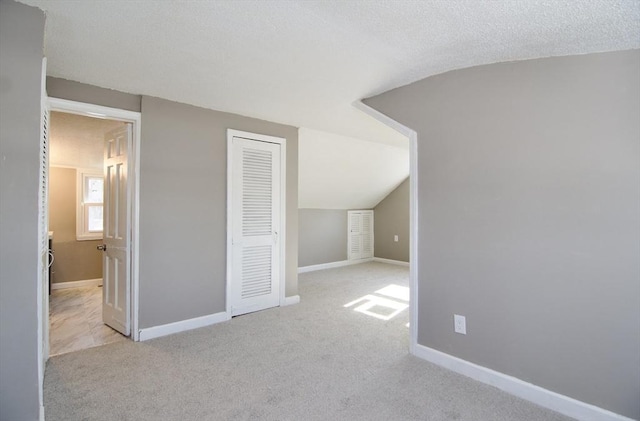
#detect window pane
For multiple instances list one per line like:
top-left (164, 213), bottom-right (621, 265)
top-left (85, 177), bottom-right (103, 203)
top-left (88, 205), bottom-right (103, 232)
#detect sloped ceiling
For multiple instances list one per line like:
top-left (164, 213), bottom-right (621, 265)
top-left (299, 128), bottom-right (408, 209)
top-left (20, 0), bottom-right (639, 210)
top-left (20, 0), bottom-right (639, 147)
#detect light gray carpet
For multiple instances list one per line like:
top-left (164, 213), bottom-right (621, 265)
top-left (44, 262), bottom-right (573, 421)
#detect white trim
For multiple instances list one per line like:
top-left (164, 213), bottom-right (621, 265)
top-left (37, 57), bottom-right (48, 421)
top-left (51, 278), bottom-right (103, 290)
top-left (131, 112), bottom-right (141, 342)
top-left (353, 100), bottom-right (418, 355)
top-left (413, 344), bottom-right (634, 421)
top-left (226, 133), bottom-right (233, 316)
top-left (282, 295), bottom-right (300, 306)
top-left (48, 97), bottom-right (141, 122)
top-left (48, 97), bottom-right (141, 342)
top-left (372, 257), bottom-right (410, 267)
top-left (138, 311), bottom-right (230, 341)
top-left (39, 404), bottom-right (45, 421)
top-left (49, 164), bottom-right (86, 169)
top-left (352, 102), bottom-right (414, 138)
top-left (278, 138), bottom-right (287, 308)
top-left (226, 129), bottom-right (287, 315)
top-left (298, 258), bottom-right (373, 273)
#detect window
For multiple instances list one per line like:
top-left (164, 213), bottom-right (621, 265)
top-left (77, 170), bottom-right (104, 240)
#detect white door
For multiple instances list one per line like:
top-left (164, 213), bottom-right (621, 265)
top-left (348, 210), bottom-right (374, 260)
top-left (101, 125), bottom-right (131, 335)
top-left (230, 134), bottom-right (282, 316)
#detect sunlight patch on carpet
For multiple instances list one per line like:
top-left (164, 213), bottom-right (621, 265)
top-left (344, 284), bottom-right (410, 321)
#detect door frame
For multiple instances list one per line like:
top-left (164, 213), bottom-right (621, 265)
top-left (226, 129), bottom-right (287, 316)
top-left (46, 97), bottom-right (141, 342)
top-left (353, 101), bottom-right (418, 355)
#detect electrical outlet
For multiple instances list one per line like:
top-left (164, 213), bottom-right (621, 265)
top-left (394, 235), bottom-right (399, 242)
top-left (454, 314), bottom-right (466, 335)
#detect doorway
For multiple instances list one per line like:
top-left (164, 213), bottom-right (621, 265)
top-left (44, 97), bottom-right (141, 358)
top-left (48, 112), bottom-right (128, 354)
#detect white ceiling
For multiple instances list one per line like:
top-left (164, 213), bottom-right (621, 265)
top-left (299, 128), bottom-right (408, 209)
top-left (22, 0), bottom-right (640, 210)
top-left (50, 112), bottom-right (125, 170)
top-left (20, 0), bottom-right (640, 148)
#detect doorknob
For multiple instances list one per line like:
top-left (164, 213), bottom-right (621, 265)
top-left (97, 244), bottom-right (107, 251)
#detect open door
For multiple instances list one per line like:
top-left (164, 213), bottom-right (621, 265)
top-left (100, 125), bottom-right (131, 335)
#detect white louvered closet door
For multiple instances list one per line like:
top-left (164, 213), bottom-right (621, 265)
top-left (361, 212), bottom-right (373, 258)
top-left (348, 210), bottom-right (374, 260)
top-left (231, 136), bottom-right (281, 316)
top-left (349, 212), bottom-right (363, 260)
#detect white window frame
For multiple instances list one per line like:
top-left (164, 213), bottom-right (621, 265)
top-left (76, 168), bottom-right (104, 241)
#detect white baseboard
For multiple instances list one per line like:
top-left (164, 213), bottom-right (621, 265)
top-left (298, 258), bottom-right (372, 273)
top-left (373, 257), bottom-right (410, 267)
top-left (413, 344), bottom-right (633, 421)
top-left (51, 278), bottom-right (102, 290)
top-left (138, 311), bottom-right (230, 341)
top-left (282, 295), bottom-right (300, 306)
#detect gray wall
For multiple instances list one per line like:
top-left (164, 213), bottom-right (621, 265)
top-left (139, 96), bottom-right (298, 328)
top-left (298, 209), bottom-right (348, 267)
top-left (47, 77), bottom-right (141, 112)
top-left (0, 1), bottom-right (45, 420)
top-left (46, 86), bottom-right (299, 326)
top-left (364, 49), bottom-right (640, 419)
top-left (49, 167), bottom-right (102, 283)
top-left (373, 178), bottom-right (409, 262)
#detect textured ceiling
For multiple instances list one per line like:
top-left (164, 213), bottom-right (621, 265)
top-left (20, 0), bottom-right (640, 148)
top-left (50, 112), bottom-right (125, 170)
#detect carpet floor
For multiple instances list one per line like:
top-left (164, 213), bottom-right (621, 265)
top-left (44, 262), bottom-right (573, 421)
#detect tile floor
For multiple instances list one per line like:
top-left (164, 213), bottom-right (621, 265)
top-left (49, 286), bottom-right (127, 356)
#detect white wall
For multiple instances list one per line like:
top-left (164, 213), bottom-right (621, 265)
top-left (298, 128), bottom-right (409, 209)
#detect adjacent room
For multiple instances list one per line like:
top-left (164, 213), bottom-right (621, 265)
top-left (48, 111), bottom-right (129, 355)
top-left (1, 1), bottom-right (638, 421)
top-left (297, 127), bottom-right (411, 328)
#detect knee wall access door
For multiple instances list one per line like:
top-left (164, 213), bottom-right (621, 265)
top-left (348, 210), bottom-right (374, 261)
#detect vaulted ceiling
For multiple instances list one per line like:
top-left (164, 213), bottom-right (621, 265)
top-left (21, 0), bottom-right (639, 209)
